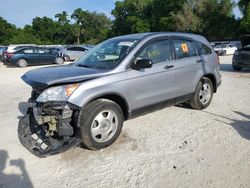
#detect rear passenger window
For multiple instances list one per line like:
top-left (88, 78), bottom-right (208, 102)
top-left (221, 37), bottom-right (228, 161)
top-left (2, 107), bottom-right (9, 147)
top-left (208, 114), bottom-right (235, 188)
top-left (77, 47), bottom-right (87, 52)
top-left (136, 40), bottom-right (172, 64)
top-left (198, 42), bottom-right (212, 55)
top-left (173, 40), bottom-right (198, 59)
top-left (67, 47), bottom-right (78, 51)
top-left (23, 49), bottom-right (33, 53)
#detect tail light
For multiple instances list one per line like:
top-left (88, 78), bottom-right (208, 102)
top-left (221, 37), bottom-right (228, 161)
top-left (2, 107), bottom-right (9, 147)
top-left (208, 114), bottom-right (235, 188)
top-left (5, 52), bottom-right (13, 59)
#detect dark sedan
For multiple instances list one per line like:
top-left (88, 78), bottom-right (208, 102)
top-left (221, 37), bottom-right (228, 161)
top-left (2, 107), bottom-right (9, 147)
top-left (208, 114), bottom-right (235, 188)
top-left (7, 47), bottom-right (65, 67)
top-left (232, 35), bottom-right (250, 71)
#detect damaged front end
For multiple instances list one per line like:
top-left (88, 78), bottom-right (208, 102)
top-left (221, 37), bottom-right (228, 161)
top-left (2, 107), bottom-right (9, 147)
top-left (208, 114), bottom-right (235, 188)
top-left (18, 91), bottom-right (81, 158)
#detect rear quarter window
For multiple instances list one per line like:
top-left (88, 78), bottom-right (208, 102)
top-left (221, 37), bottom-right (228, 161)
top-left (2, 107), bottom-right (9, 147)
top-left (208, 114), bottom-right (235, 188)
top-left (197, 42), bottom-right (212, 55)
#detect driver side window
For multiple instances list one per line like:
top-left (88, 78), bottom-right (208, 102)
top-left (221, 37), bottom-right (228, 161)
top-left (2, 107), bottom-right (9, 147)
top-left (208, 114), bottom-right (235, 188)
top-left (136, 40), bottom-right (172, 64)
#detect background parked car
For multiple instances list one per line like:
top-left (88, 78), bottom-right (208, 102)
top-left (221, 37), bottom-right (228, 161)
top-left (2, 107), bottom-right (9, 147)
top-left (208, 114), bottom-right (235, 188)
top-left (2, 44), bottom-right (37, 62)
top-left (0, 46), bottom-right (7, 61)
top-left (61, 45), bottom-right (91, 61)
top-left (213, 43), bottom-right (237, 55)
top-left (232, 35), bottom-right (250, 71)
top-left (6, 47), bottom-right (65, 67)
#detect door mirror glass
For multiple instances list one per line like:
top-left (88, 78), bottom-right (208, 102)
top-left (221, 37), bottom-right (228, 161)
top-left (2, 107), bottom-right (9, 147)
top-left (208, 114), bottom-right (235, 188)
top-left (131, 59), bottom-right (153, 69)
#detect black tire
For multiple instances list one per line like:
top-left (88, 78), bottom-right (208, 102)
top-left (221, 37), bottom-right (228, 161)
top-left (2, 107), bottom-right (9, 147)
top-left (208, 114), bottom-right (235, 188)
top-left (55, 57), bottom-right (64, 64)
top-left (232, 65), bottom-right (242, 71)
top-left (17, 59), bottom-right (28, 68)
top-left (77, 99), bottom-right (124, 150)
top-left (190, 77), bottom-right (214, 110)
top-left (65, 55), bottom-right (70, 62)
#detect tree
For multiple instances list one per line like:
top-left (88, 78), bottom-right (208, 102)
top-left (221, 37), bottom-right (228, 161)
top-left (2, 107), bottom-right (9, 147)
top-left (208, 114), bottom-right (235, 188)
top-left (239, 2), bottom-right (250, 34)
top-left (147, 0), bottom-right (186, 31)
top-left (54, 11), bottom-right (73, 44)
top-left (112, 0), bottom-right (151, 35)
top-left (0, 17), bottom-right (17, 44)
top-left (32, 16), bottom-right (58, 43)
top-left (55, 11), bottom-right (69, 25)
top-left (71, 9), bottom-right (111, 44)
top-left (239, 0), bottom-right (249, 17)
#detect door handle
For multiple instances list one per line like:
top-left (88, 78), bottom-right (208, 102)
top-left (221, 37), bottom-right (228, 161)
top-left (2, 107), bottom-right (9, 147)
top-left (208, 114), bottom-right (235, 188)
top-left (164, 65), bottom-right (174, 69)
top-left (196, 59), bottom-right (203, 63)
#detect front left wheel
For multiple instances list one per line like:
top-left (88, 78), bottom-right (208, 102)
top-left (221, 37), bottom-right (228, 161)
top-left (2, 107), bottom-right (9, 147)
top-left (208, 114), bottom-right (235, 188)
top-left (77, 99), bottom-right (124, 150)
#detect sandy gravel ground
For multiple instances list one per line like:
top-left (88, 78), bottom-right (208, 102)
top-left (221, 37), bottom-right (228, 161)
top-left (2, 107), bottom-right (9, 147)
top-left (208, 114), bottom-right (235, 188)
top-left (0, 56), bottom-right (249, 188)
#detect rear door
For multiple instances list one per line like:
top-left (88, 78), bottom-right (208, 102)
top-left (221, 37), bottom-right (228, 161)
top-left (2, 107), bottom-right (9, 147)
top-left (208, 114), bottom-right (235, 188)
top-left (127, 37), bottom-right (178, 110)
top-left (22, 48), bottom-right (38, 64)
top-left (37, 48), bottom-right (56, 64)
top-left (170, 37), bottom-right (203, 98)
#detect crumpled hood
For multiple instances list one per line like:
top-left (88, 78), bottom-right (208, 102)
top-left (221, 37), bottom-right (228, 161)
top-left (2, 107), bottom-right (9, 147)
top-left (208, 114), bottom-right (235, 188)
top-left (22, 64), bottom-right (108, 90)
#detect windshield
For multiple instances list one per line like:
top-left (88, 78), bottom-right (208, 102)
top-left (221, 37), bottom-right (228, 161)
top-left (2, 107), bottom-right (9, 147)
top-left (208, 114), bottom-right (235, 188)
top-left (75, 38), bottom-right (139, 70)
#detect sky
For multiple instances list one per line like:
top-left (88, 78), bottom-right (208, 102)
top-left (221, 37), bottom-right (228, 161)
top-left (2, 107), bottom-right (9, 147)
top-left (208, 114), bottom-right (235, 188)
top-left (0, 0), bottom-right (117, 28)
top-left (0, 0), bottom-right (243, 28)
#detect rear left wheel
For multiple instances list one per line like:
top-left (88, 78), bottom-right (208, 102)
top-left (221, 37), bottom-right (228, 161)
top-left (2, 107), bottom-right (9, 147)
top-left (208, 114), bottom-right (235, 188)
top-left (17, 59), bottom-right (28, 68)
top-left (190, 77), bottom-right (214, 110)
top-left (55, 57), bottom-right (64, 64)
top-left (78, 99), bottom-right (124, 150)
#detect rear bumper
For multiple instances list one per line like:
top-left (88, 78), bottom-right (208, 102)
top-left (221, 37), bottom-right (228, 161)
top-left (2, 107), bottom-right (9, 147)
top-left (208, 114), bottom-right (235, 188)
top-left (18, 107), bottom-right (81, 158)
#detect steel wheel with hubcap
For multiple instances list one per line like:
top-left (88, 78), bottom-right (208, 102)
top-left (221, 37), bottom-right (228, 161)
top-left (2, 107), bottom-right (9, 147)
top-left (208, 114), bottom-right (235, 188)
top-left (190, 77), bottom-right (213, 110)
top-left (91, 110), bottom-right (118, 143)
top-left (199, 83), bottom-right (211, 105)
top-left (78, 99), bottom-right (124, 150)
top-left (17, 59), bottom-right (28, 68)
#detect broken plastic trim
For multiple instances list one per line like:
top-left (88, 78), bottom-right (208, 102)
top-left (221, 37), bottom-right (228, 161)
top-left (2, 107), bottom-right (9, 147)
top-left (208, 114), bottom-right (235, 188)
top-left (18, 108), bottom-right (81, 158)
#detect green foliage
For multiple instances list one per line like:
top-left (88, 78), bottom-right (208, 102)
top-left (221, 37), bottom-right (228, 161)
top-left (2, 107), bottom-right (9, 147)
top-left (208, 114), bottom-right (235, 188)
top-left (111, 0), bottom-right (151, 35)
top-left (239, 0), bottom-right (249, 16)
top-left (0, 10), bottom-right (111, 45)
top-left (0, 17), bottom-right (17, 45)
top-left (240, 2), bottom-right (250, 34)
top-left (112, 0), bottom-right (241, 40)
top-left (0, 1), bottom-right (248, 45)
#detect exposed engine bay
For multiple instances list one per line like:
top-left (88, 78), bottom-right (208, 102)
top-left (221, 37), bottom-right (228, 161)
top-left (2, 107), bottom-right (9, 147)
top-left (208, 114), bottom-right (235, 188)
top-left (18, 90), bottom-right (81, 158)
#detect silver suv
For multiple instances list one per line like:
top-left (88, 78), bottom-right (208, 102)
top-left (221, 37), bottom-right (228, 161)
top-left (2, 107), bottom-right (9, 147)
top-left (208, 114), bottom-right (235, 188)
top-left (19, 32), bottom-right (222, 157)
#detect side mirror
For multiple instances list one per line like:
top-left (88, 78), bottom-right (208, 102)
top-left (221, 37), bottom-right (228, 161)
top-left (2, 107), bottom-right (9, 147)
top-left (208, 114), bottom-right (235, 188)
top-left (131, 59), bottom-right (153, 70)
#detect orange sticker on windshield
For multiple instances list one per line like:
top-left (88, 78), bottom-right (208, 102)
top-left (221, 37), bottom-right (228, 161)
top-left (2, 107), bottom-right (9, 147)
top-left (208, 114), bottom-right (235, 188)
top-left (181, 43), bottom-right (189, 53)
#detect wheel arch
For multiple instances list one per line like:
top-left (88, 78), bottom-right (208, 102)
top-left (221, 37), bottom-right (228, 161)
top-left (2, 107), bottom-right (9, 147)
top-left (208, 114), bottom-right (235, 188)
top-left (16, 57), bottom-right (29, 66)
top-left (202, 73), bottom-right (217, 93)
top-left (87, 92), bottom-right (130, 120)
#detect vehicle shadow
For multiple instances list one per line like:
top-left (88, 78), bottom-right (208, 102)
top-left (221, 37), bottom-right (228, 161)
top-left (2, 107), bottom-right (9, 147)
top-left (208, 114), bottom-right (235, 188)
top-left (202, 111), bottom-right (250, 140)
top-left (0, 150), bottom-right (33, 188)
top-left (175, 102), bottom-right (193, 109)
top-left (220, 63), bottom-right (250, 73)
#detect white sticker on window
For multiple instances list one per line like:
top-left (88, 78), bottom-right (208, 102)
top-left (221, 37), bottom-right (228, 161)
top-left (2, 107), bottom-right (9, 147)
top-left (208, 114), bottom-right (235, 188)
top-left (118, 42), bottom-right (134, 47)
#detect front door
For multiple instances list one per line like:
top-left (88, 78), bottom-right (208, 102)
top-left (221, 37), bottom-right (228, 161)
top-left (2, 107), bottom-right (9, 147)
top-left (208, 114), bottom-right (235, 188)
top-left (127, 38), bottom-right (178, 110)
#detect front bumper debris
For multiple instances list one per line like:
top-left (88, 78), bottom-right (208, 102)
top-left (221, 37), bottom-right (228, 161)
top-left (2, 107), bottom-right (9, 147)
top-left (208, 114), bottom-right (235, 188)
top-left (18, 107), bottom-right (81, 158)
